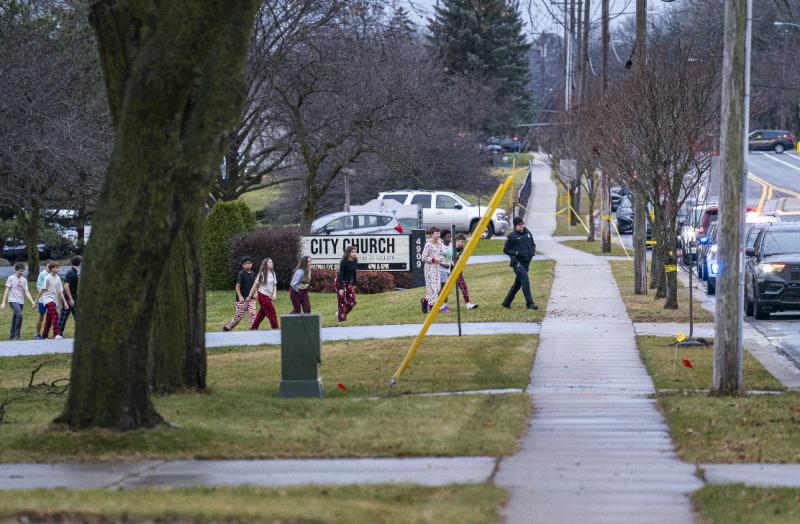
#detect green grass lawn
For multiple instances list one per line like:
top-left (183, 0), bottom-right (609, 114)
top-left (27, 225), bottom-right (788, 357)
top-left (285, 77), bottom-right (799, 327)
top-left (637, 336), bottom-right (784, 392)
top-left (0, 484), bottom-right (505, 524)
top-left (609, 260), bottom-right (714, 323)
top-left (0, 334), bottom-right (535, 462)
top-left (637, 336), bottom-right (800, 463)
top-left (693, 485), bottom-right (800, 524)
top-left (237, 184), bottom-right (283, 214)
top-left (208, 261), bottom-right (555, 331)
top-left (562, 239), bottom-right (630, 258)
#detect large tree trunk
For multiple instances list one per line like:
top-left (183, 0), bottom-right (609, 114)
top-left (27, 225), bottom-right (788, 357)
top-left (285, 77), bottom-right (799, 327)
top-left (664, 219), bottom-right (679, 310)
top-left (714, 0), bottom-right (750, 395)
top-left (149, 208), bottom-right (206, 392)
top-left (57, 0), bottom-right (257, 430)
top-left (17, 205), bottom-right (41, 282)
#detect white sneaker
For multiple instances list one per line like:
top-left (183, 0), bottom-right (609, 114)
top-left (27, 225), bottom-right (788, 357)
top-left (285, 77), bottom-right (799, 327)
top-left (466, 303), bottom-right (479, 309)
top-left (54, 335), bottom-right (64, 339)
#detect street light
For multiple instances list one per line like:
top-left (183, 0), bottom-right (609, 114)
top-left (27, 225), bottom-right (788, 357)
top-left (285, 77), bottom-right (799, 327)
top-left (774, 21), bottom-right (800, 30)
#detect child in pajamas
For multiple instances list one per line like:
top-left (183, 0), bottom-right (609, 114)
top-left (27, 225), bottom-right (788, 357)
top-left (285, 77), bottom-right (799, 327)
top-left (223, 256), bottom-right (257, 331)
top-left (249, 258), bottom-right (279, 329)
top-left (420, 227), bottom-right (445, 313)
top-left (336, 245), bottom-right (358, 322)
top-left (454, 234), bottom-right (478, 309)
top-left (35, 262), bottom-right (67, 339)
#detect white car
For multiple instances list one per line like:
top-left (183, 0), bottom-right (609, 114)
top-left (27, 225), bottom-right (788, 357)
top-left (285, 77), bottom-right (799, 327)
top-left (310, 211), bottom-right (402, 235)
top-left (377, 190), bottom-right (509, 238)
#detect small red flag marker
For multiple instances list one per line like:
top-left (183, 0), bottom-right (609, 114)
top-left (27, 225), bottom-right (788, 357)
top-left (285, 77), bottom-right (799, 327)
top-left (337, 383), bottom-right (348, 392)
top-left (682, 359), bottom-right (693, 369)
top-left (394, 224), bottom-right (404, 234)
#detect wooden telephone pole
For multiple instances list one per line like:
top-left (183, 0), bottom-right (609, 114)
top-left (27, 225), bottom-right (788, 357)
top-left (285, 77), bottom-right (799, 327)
top-left (600, 0), bottom-right (612, 253)
top-left (714, 0), bottom-right (752, 395)
top-left (632, 0), bottom-right (648, 294)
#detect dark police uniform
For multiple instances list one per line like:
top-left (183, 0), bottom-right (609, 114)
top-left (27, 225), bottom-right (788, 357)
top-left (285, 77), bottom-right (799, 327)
top-left (502, 227), bottom-right (537, 308)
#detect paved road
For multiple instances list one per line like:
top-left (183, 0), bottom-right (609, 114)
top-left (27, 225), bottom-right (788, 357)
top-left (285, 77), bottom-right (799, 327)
top-left (707, 151), bottom-right (800, 204)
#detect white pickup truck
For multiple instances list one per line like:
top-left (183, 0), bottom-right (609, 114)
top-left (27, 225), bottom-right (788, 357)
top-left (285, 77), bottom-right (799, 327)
top-left (378, 190), bottom-right (509, 238)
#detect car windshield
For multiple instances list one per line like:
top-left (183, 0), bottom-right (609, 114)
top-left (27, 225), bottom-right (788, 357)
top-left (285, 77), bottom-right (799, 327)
top-left (382, 194), bottom-right (407, 204)
top-left (760, 230), bottom-right (800, 257)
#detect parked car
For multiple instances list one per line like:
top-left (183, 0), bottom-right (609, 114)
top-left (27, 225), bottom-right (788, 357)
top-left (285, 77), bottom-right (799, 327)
top-left (310, 211), bottom-right (401, 236)
top-left (487, 136), bottom-right (523, 153)
top-left (745, 223), bottom-right (800, 319)
top-left (377, 190), bottom-right (509, 238)
top-left (610, 187), bottom-right (631, 212)
top-left (615, 195), bottom-right (652, 241)
top-left (748, 129), bottom-right (796, 154)
top-left (698, 215), bottom-right (778, 294)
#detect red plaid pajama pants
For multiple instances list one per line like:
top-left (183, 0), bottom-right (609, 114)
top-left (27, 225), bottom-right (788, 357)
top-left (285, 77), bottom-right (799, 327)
top-left (456, 274), bottom-right (471, 303)
top-left (42, 302), bottom-right (60, 338)
top-left (289, 288), bottom-right (311, 314)
top-left (337, 283), bottom-right (357, 322)
top-left (251, 292), bottom-right (279, 329)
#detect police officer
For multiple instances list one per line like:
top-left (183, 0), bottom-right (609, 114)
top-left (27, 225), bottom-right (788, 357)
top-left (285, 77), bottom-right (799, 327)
top-left (501, 217), bottom-right (538, 310)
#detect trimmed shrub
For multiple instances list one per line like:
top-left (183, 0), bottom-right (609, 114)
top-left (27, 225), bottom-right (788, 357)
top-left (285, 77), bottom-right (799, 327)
top-left (309, 268), bottom-right (395, 294)
top-left (204, 201), bottom-right (255, 289)
top-left (229, 226), bottom-right (301, 290)
top-left (392, 272), bottom-right (412, 289)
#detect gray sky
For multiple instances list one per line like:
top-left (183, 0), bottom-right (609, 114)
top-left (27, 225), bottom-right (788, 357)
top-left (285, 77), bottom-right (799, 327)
top-left (403, 0), bottom-right (671, 35)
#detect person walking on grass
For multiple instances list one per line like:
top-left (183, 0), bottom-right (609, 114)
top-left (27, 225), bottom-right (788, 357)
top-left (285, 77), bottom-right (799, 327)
top-left (502, 217), bottom-right (538, 310)
top-left (420, 227), bottom-right (445, 313)
top-left (336, 245), bottom-right (358, 322)
top-left (248, 258), bottom-right (279, 329)
top-left (34, 261), bottom-right (51, 340)
top-left (438, 230), bottom-right (454, 313)
top-left (454, 233), bottom-right (478, 309)
top-left (57, 256), bottom-right (81, 335)
top-left (2, 263), bottom-right (36, 340)
top-left (289, 256), bottom-right (312, 314)
top-left (35, 262), bottom-right (67, 339)
top-left (223, 256), bottom-right (258, 331)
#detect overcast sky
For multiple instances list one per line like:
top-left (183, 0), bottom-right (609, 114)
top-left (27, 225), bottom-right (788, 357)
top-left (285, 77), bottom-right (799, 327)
top-left (403, 0), bottom-right (672, 35)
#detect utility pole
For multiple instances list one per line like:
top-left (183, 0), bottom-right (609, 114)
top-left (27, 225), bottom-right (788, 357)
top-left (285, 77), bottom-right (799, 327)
top-left (632, 0), bottom-right (648, 295)
top-left (600, 0), bottom-right (612, 253)
top-left (714, 0), bottom-right (751, 395)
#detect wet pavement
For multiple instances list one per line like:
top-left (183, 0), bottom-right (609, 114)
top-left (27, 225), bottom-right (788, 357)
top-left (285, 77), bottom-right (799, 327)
top-left (0, 322), bottom-right (542, 358)
top-left (0, 457), bottom-right (497, 490)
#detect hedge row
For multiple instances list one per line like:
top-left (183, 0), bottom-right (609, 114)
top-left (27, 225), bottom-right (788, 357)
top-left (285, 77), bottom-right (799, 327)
top-left (204, 201), bottom-right (256, 289)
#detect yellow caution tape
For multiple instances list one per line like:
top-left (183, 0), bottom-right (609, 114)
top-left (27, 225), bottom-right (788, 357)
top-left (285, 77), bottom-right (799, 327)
top-left (568, 205), bottom-right (591, 233)
top-left (646, 240), bottom-right (657, 245)
top-left (601, 214), bottom-right (612, 221)
top-left (664, 264), bottom-right (678, 273)
top-left (608, 217), bottom-right (632, 260)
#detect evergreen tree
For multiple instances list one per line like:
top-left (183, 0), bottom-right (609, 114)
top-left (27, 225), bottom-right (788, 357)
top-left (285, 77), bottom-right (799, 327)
top-left (428, 0), bottom-right (531, 128)
top-left (387, 6), bottom-right (416, 40)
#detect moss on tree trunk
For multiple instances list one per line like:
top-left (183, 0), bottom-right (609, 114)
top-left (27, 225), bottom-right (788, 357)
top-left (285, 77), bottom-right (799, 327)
top-left (149, 209), bottom-right (206, 392)
top-left (57, 0), bottom-right (257, 430)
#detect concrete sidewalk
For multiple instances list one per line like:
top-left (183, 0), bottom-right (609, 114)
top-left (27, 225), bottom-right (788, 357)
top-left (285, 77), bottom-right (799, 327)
top-left (0, 457), bottom-right (496, 490)
top-left (0, 322), bottom-right (541, 358)
top-left (495, 156), bottom-right (702, 524)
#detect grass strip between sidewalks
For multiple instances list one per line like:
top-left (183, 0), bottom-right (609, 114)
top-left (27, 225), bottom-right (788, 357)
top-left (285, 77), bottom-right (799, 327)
top-left (0, 334), bottom-right (536, 462)
top-left (609, 260), bottom-right (714, 323)
top-left (561, 239), bottom-right (630, 258)
top-left (207, 260), bottom-right (555, 331)
top-left (693, 484), bottom-right (800, 524)
top-left (637, 336), bottom-right (800, 464)
top-left (0, 484), bottom-right (505, 524)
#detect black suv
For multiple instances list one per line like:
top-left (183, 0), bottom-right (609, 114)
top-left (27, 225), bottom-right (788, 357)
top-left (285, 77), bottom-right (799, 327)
top-left (745, 224), bottom-right (800, 319)
top-left (748, 130), bottom-right (796, 154)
